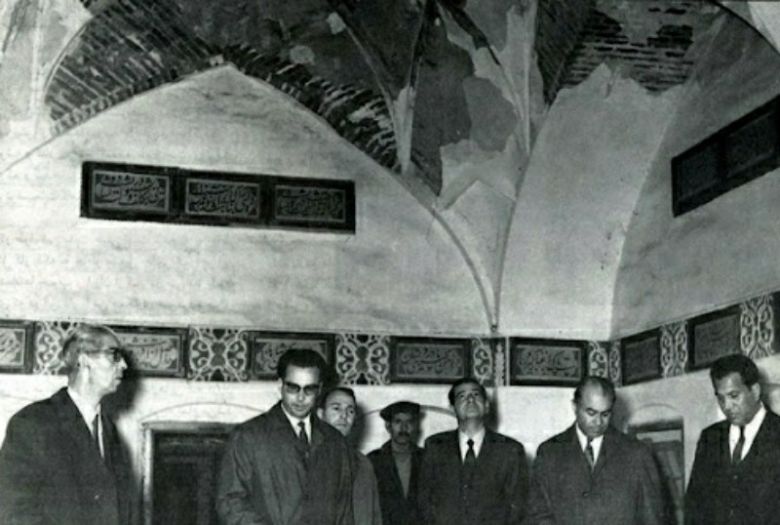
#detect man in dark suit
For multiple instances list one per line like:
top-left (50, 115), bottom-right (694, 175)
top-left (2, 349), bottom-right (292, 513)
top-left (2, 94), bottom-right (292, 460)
top-left (685, 353), bottom-right (780, 524)
top-left (526, 376), bottom-right (664, 525)
top-left (368, 401), bottom-right (423, 525)
top-left (0, 323), bottom-right (132, 525)
top-left (217, 349), bottom-right (354, 525)
top-left (418, 377), bottom-right (528, 525)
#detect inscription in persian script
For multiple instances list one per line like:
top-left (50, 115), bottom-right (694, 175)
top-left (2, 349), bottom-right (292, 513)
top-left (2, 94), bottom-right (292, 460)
top-left (623, 336), bottom-right (660, 382)
top-left (274, 186), bottom-right (346, 223)
top-left (252, 338), bottom-right (329, 377)
top-left (118, 333), bottom-right (182, 373)
top-left (394, 344), bottom-right (465, 379)
top-left (0, 328), bottom-right (26, 367)
top-left (513, 345), bottom-right (581, 381)
top-left (185, 179), bottom-right (260, 219)
top-left (694, 313), bottom-right (740, 366)
top-left (92, 171), bottom-right (169, 212)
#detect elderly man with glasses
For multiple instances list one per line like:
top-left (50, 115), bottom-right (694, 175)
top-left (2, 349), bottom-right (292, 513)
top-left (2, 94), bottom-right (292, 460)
top-left (217, 348), bottom-right (354, 525)
top-left (0, 323), bottom-right (132, 525)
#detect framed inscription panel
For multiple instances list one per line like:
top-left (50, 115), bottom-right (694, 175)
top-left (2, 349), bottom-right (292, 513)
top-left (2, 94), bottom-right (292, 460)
top-left (246, 331), bottom-right (335, 380)
top-left (390, 337), bottom-right (470, 383)
top-left (0, 320), bottom-right (34, 373)
top-left (621, 329), bottom-right (662, 385)
top-left (82, 162), bottom-right (175, 222)
top-left (269, 177), bottom-right (355, 232)
top-left (509, 338), bottom-right (585, 386)
top-left (182, 174), bottom-right (265, 225)
top-left (111, 325), bottom-right (188, 377)
top-left (689, 306), bottom-right (741, 370)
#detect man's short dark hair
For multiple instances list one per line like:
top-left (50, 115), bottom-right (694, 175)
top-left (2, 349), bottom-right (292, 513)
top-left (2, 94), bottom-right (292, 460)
top-left (447, 377), bottom-right (487, 405)
top-left (319, 386), bottom-right (356, 409)
top-left (276, 349), bottom-right (328, 380)
top-left (573, 376), bottom-right (616, 405)
top-left (710, 354), bottom-right (760, 387)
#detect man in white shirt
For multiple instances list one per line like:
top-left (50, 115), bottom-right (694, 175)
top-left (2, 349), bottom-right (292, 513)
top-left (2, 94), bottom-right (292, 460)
top-left (686, 354), bottom-right (780, 524)
top-left (527, 376), bottom-right (664, 525)
top-left (217, 348), bottom-right (354, 525)
top-left (418, 377), bottom-right (528, 525)
top-left (0, 323), bottom-right (132, 525)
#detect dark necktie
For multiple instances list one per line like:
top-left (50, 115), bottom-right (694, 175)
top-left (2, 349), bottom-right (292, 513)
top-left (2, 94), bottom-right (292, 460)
top-left (298, 421), bottom-right (309, 447)
top-left (464, 439), bottom-right (476, 467)
top-left (585, 438), bottom-right (595, 470)
top-left (732, 426), bottom-right (745, 466)
top-left (92, 414), bottom-right (102, 457)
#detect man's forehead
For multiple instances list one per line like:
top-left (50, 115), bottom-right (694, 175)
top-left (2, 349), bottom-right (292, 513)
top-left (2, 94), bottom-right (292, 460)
top-left (283, 365), bottom-right (321, 383)
top-left (454, 383), bottom-right (481, 395)
top-left (391, 412), bottom-right (416, 422)
top-left (715, 372), bottom-right (748, 393)
top-left (580, 386), bottom-right (613, 409)
top-left (326, 391), bottom-right (355, 407)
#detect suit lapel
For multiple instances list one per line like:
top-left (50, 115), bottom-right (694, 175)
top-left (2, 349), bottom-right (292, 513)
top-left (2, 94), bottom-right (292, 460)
top-left (54, 389), bottom-right (112, 476)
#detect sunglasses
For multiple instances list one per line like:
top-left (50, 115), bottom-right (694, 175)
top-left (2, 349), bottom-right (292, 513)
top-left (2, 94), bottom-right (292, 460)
top-left (283, 381), bottom-right (320, 396)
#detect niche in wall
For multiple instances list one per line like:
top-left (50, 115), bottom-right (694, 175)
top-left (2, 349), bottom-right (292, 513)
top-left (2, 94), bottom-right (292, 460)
top-left (143, 422), bottom-right (234, 525)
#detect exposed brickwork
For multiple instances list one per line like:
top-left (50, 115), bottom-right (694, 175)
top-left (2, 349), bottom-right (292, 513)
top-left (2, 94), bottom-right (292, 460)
top-left (535, 0), bottom-right (595, 104)
top-left (560, 0), bottom-right (717, 94)
top-left (45, 0), bottom-right (397, 173)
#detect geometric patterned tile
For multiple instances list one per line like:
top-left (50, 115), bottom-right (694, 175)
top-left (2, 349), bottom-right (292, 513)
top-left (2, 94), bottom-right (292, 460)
top-left (608, 341), bottom-right (622, 387)
top-left (740, 294), bottom-right (776, 360)
top-left (587, 341), bottom-right (609, 378)
top-left (34, 320), bottom-right (80, 375)
top-left (187, 327), bottom-right (249, 382)
top-left (471, 338), bottom-right (495, 387)
top-left (335, 333), bottom-right (390, 385)
top-left (0, 321), bottom-right (34, 373)
top-left (660, 321), bottom-right (688, 378)
top-left (493, 337), bottom-right (508, 387)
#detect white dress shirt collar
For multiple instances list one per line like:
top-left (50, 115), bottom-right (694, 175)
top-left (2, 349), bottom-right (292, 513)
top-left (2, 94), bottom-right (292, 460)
top-left (67, 386), bottom-right (100, 428)
top-left (281, 404), bottom-right (312, 439)
top-left (730, 404), bottom-right (766, 461)
top-left (575, 424), bottom-right (604, 464)
top-left (458, 427), bottom-right (486, 461)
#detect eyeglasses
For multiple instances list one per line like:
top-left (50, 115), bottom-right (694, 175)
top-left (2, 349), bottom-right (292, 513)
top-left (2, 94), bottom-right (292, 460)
top-left (283, 381), bottom-right (320, 396)
top-left (86, 347), bottom-right (125, 363)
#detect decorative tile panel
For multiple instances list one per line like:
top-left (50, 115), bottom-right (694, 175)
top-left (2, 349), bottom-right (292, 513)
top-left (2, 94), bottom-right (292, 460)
top-left (587, 341), bottom-right (609, 378)
top-left (247, 331), bottom-right (335, 380)
top-left (34, 321), bottom-right (80, 374)
top-left (112, 326), bottom-right (187, 377)
top-left (608, 342), bottom-right (622, 387)
top-left (509, 339), bottom-right (585, 386)
top-left (335, 333), bottom-right (390, 385)
top-left (389, 337), bottom-right (469, 383)
top-left (0, 321), bottom-right (34, 373)
top-left (471, 338), bottom-right (495, 386)
top-left (660, 322), bottom-right (688, 378)
top-left (740, 294), bottom-right (776, 360)
top-left (493, 338), bottom-right (508, 387)
top-left (187, 328), bottom-right (248, 382)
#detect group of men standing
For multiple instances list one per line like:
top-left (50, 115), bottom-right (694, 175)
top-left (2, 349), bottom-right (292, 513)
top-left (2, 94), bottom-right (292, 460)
top-left (1, 323), bottom-right (780, 525)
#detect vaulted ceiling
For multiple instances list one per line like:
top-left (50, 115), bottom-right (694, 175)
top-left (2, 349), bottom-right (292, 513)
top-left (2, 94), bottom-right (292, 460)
top-left (1, 0), bottom-right (779, 331)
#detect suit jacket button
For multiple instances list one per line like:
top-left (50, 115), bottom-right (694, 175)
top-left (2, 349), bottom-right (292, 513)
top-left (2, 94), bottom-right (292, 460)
top-left (582, 491), bottom-right (589, 497)
top-left (94, 494), bottom-right (100, 501)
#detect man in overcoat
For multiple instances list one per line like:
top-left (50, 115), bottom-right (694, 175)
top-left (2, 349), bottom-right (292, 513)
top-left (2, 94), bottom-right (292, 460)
top-left (685, 353), bottom-right (780, 524)
top-left (0, 323), bottom-right (133, 525)
top-left (368, 401), bottom-right (423, 525)
top-left (526, 376), bottom-right (664, 525)
top-left (418, 377), bottom-right (528, 525)
top-left (216, 348), bottom-right (354, 525)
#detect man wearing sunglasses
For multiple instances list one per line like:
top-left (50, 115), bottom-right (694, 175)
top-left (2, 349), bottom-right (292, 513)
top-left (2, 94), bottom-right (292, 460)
top-left (0, 323), bottom-right (132, 525)
top-left (217, 348), bottom-right (354, 525)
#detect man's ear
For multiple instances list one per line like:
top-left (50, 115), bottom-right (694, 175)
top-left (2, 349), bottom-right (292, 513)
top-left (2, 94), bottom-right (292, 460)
top-left (751, 382), bottom-right (762, 400)
top-left (385, 420), bottom-right (391, 433)
top-left (317, 408), bottom-right (324, 420)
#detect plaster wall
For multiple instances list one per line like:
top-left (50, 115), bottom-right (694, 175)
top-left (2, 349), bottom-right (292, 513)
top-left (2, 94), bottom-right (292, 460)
top-left (0, 66), bottom-right (487, 334)
top-left (612, 17), bottom-right (780, 334)
top-left (500, 65), bottom-right (681, 339)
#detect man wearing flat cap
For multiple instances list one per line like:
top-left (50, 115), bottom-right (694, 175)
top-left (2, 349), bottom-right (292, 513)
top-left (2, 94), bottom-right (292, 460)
top-left (368, 401), bottom-right (423, 525)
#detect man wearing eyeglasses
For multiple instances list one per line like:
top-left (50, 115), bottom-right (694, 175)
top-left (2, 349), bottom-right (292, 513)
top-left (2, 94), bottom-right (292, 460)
top-left (217, 348), bottom-right (354, 525)
top-left (418, 377), bottom-right (529, 525)
top-left (0, 323), bottom-right (132, 525)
